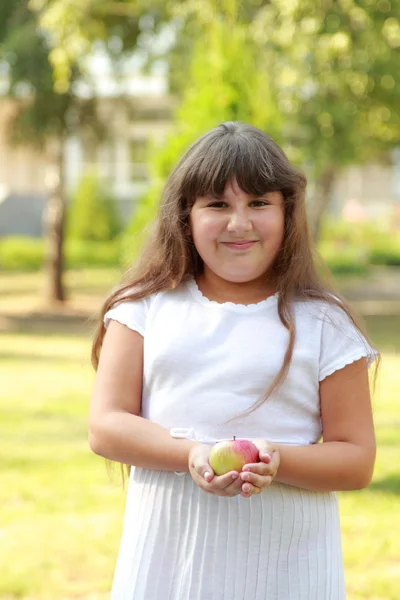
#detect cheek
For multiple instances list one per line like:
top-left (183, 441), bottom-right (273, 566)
top-left (257, 210), bottom-right (285, 238)
top-left (191, 213), bottom-right (223, 241)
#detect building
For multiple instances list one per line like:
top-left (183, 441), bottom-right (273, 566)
top-left (0, 76), bottom-right (176, 237)
top-left (1, 82), bottom-right (399, 237)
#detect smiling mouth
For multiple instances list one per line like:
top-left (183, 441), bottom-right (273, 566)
top-left (221, 240), bottom-right (258, 250)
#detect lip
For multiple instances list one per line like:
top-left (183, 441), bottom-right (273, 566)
top-left (221, 240), bottom-right (258, 250)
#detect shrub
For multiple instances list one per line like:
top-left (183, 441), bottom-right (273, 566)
top-left (318, 240), bottom-right (370, 276)
top-left (0, 237), bottom-right (121, 271)
top-left (369, 241), bottom-right (400, 266)
top-left (67, 172), bottom-right (122, 242)
top-left (0, 237), bottom-right (44, 271)
top-left (319, 217), bottom-right (400, 269)
top-left (65, 240), bottom-right (121, 268)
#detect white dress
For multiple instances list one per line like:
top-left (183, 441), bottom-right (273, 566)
top-left (104, 280), bottom-right (377, 600)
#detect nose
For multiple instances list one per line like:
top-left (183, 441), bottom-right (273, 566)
top-left (227, 208), bottom-right (252, 234)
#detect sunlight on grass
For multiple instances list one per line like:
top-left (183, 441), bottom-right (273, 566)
top-left (1, 269), bottom-right (399, 599)
top-left (0, 331), bottom-right (126, 599)
top-left (0, 268), bottom-right (121, 299)
top-left (339, 354), bottom-right (400, 600)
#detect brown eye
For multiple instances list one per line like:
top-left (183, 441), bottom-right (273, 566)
top-left (207, 202), bottom-right (228, 208)
top-left (250, 200), bottom-right (269, 207)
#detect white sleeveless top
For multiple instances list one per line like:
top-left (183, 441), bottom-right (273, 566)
top-left (104, 279), bottom-right (377, 600)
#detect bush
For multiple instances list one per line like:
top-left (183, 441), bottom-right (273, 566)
top-left (0, 237), bottom-right (44, 271)
top-left (67, 172), bottom-right (122, 242)
top-left (369, 240), bottom-right (400, 267)
top-left (319, 218), bottom-right (400, 269)
top-left (0, 237), bottom-right (121, 271)
top-left (122, 182), bottom-right (163, 267)
top-left (65, 240), bottom-right (121, 268)
top-left (320, 219), bottom-right (384, 247)
top-left (318, 240), bottom-right (370, 276)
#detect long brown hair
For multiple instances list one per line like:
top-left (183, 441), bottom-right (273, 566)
top-left (92, 122), bottom-right (379, 415)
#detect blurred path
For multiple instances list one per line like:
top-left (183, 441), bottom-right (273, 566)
top-left (337, 267), bottom-right (400, 316)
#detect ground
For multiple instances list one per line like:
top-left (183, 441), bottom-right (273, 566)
top-left (0, 267), bottom-right (399, 599)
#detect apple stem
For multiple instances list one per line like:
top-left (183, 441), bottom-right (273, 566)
top-left (233, 435), bottom-right (236, 441)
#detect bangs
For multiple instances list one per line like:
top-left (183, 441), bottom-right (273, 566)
top-left (180, 129), bottom-right (297, 203)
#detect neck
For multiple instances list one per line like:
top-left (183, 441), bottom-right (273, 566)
top-left (196, 270), bottom-right (277, 306)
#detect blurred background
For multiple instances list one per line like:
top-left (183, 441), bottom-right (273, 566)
top-left (0, 1), bottom-right (399, 598)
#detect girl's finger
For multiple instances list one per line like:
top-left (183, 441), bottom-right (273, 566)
top-left (193, 463), bottom-right (215, 482)
top-left (209, 471), bottom-right (240, 489)
top-left (244, 449), bottom-right (279, 473)
top-left (242, 462), bottom-right (274, 476)
top-left (240, 471), bottom-right (273, 489)
top-left (253, 439), bottom-right (274, 460)
top-left (241, 482), bottom-right (262, 497)
top-left (224, 476), bottom-right (245, 496)
top-left (260, 452), bottom-right (272, 464)
top-left (203, 470), bottom-right (214, 482)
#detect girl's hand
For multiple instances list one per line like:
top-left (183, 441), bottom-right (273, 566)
top-left (239, 439), bottom-right (280, 498)
top-left (188, 443), bottom-right (243, 497)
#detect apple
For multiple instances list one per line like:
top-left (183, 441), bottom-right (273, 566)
top-left (209, 436), bottom-right (260, 476)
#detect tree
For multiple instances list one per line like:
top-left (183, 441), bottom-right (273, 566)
top-left (125, 0), bottom-right (282, 256)
top-left (0, 1), bottom-right (105, 301)
top-left (33, 0), bottom-right (174, 94)
top-left (35, 1), bottom-right (269, 94)
top-left (130, 0), bottom-right (400, 243)
top-left (251, 0), bottom-right (400, 238)
top-left (40, 0), bottom-right (400, 240)
top-left (67, 171), bottom-right (122, 242)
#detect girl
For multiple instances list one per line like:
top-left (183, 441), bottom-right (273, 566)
top-left (89, 122), bottom-right (378, 600)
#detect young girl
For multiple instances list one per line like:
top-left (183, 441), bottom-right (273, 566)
top-left (89, 122), bottom-right (378, 600)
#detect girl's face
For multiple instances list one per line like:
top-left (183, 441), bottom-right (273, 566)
top-left (190, 179), bottom-right (285, 286)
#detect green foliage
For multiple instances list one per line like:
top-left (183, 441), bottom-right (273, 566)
top-left (41, 0), bottom-right (400, 168)
top-left (251, 0), bottom-right (400, 174)
top-left (126, 1), bottom-right (282, 243)
top-left (38, 0), bottom-right (171, 93)
top-left (370, 240), bottom-right (400, 266)
top-left (65, 239), bottom-right (121, 268)
top-left (122, 0), bottom-right (400, 243)
top-left (0, 237), bottom-right (121, 271)
top-left (320, 218), bottom-right (388, 246)
top-left (38, 0), bottom-right (400, 244)
top-left (67, 173), bottom-right (122, 242)
top-left (318, 217), bottom-right (400, 271)
top-left (318, 240), bottom-right (369, 275)
top-left (0, 237), bottom-right (44, 271)
top-left (0, 1), bottom-right (108, 301)
top-left (0, 1), bottom-right (101, 147)
top-left (319, 217), bottom-right (400, 266)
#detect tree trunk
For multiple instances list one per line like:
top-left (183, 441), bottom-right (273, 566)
top-left (309, 167), bottom-right (337, 244)
top-left (43, 138), bottom-right (66, 303)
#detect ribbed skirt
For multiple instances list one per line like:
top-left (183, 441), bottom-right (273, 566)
top-left (111, 468), bottom-right (346, 600)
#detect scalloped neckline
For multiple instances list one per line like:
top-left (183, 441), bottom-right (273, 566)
top-left (187, 278), bottom-right (279, 312)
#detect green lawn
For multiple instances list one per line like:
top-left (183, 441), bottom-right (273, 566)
top-left (0, 269), bottom-right (399, 599)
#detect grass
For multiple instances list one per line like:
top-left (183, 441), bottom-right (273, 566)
top-left (0, 329), bottom-right (125, 599)
top-left (0, 269), bottom-right (399, 599)
top-left (341, 353), bottom-right (400, 599)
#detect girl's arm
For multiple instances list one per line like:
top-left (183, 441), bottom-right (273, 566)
top-left (89, 320), bottom-right (196, 471)
top-left (274, 357), bottom-right (376, 492)
top-left (89, 320), bottom-right (262, 498)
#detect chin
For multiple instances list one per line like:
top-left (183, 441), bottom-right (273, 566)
top-left (216, 270), bottom-right (266, 284)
